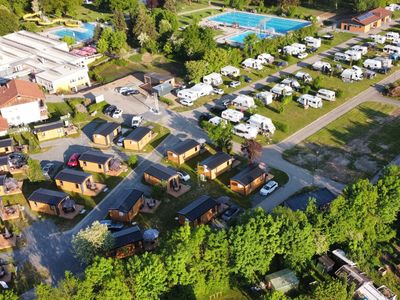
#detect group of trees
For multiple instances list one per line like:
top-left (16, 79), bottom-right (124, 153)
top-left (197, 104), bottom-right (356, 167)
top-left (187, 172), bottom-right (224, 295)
top-left (30, 166), bottom-right (400, 299)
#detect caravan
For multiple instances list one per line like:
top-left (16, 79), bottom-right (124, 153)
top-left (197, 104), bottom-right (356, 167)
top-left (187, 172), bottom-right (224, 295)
top-left (291, 43), bottom-right (307, 53)
top-left (281, 78), bottom-right (301, 90)
top-left (271, 84), bottom-right (293, 97)
top-left (247, 114), bottom-right (276, 134)
top-left (255, 91), bottom-right (274, 105)
top-left (344, 50), bottom-right (362, 61)
top-left (363, 59), bottom-right (383, 70)
top-left (386, 31), bottom-right (399, 41)
top-left (312, 61), bottom-right (332, 73)
top-left (350, 45), bottom-right (368, 55)
top-left (370, 34), bottom-right (386, 44)
top-left (242, 58), bottom-right (263, 70)
top-left (257, 53), bottom-right (274, 64)
top-left (297, 94), bottom-right (323, 108)
top-left (334, 52), bottom-right (351, 62)
top-left (383, 45), bottom-right (400, 54)
top-left (295, 71), bottom-right (313, 83)
top-left (232, 124), bottom-right (258, 140)
top-left (177, 83), bottom-right (213, 101)
top-left (283, 45), bottom-right (300, 56)
top-left (203, 73), bottom-right (223, 86)
top-left (316, 89), bottom-right (336, 101)
top-left (221, 109), bottom-right (244, 123)
top-left (341, 68), bottom-right (363, 82)
top-left (304, 36), bottom-right (322, 48)
top-left (231, 95), bottom-right (256, 110)
top-left (220, 65), bottom-right (240, 77)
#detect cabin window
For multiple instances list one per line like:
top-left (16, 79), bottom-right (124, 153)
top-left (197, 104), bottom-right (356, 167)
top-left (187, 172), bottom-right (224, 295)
top-left (75, 183), bottom-right (79, 189)
top-left (119, 212), bottom-right (124, 217)
top-left (59, 180), bottom-right (63, 186)
top-left (83, 162), bottom-right (87, 166)
top-left (98, 164), bottom-right (102, 169)
top-left (194, 147), bottom-right (198, 151)
top-left (4, 147), bottom-right (8, 152)
top-left (50, 205), bottom-right (55, 211)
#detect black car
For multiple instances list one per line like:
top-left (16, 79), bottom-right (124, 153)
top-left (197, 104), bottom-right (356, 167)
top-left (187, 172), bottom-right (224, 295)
top-left (103, 105), bottom-right (117, 116)
top-left (221, 205), bottom-right (242, 222)
top-left (8, 153), bottom-right (27, 168)
top-left (276, 61), bottom-right (289, 68)
top-left (210, 105), bottom-right (226, 115)
top-left (242, 75), bottom-right (252, 83)
top-left (122, 89), bottom-right (140, 96)
top-left (308, 47), bottom-right (318, 53)
top-left (99, 220), bottom-right (124, 231)
top-left (199, 113), bottom-right (213, 122)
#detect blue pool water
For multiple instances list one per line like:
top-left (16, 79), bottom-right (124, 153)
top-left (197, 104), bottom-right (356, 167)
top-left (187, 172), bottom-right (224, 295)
top-left (228, 30), bottom-right (273, 43)
top-left (54, 23), bottom-right (95, 42)
top-left (210, 12), bottom-right (310, 34)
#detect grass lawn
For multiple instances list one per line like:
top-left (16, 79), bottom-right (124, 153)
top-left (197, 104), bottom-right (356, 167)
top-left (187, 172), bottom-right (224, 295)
top-left (283, 102), bottom-right (400, 183)
top-left (177, 2), bottom-right (211, 13)
top-left (178, 8), bottom-right (222, 26)
top-left (72, 4), bottom-right (112, 22)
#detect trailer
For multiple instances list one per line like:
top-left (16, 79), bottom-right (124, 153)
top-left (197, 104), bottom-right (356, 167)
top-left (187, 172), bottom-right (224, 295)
top-left (350, 45), bottom-right (368, 55)
top-left (383, 45), bottom-right (400, 54)
top-left (232, 124), bottom-right (258, 140)
top-left (203, 73), bottom-right (223, 86)
top-left (304, 36), bottom-right (321, 48)
top-left (386, 31), bottom-right (399, 41)
top-left (257, 53), bottom-right (274, 64)
top-left (242, 58), bottom-right (263, 70)
top-left (312, 61), bottom-right (332, 73)
top-left (344, 50), bottom-right (362, 61)
top-left (363, 59), bottom-right (383, 70)
top-left (281, 78), bottom-right (301, 90)
top-left (271, 84), bottom-right (293, 97)
top-left (221, 65), bottom-right (240, 77)
top-left (297, 94), bottom-right (323, 108)
top-left (177, 83), bottom-right (213, 101)
top-left (283, 45), bottom-right (300, 56)
top-left (370, 34), bottom-right (386, 44)
top-left (316, 89), bottom-right (336, 101)
top-left (255, 91), bottom-right (274, 105)
top-left (334, 52), bottom-right (350, 62)
top-left (374, 56), bottom-right (392, 68)
top-left (221, 109), bottom-right (244, 123)
top-left (295, 71), bottom-right (313, 83)
top-left (341, 69), bottom-right (363, 82)
top-left (231, 94), bottom-right (256, 110)
top-left (291, 43), bottom-right (307, 53)
top-left (247, 114), bottom-right (276, 134)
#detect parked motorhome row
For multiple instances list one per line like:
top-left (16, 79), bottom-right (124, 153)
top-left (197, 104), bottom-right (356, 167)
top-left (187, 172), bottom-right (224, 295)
top-left (297, 94), bottom-right (323, 108)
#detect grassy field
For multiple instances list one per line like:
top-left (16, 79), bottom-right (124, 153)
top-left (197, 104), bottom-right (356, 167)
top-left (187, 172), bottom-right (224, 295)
top-left (283, 102), bottom-right (400, 183)
top-left (72, 4), bottom-right (112, 22)
top-left (178, 8), bottom-right (222, 26)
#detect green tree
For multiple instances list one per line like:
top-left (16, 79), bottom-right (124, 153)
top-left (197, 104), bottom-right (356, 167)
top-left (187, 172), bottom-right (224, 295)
top-left (131, 6), bottom-right (157, 46)
top-left (185, 60), bottom-right (209, 83)
top-left (113, 10), bottom-right (127, 31)
top-left (310, 278), bottom-right (354, 300)
top-left (109, 30), bottom-right (127, 52)
top-left (206, 121), bottom-right (233, 152)
top-left (203, 48), bottom-right (229, 73)
top-left (243, 33), bottom-right (259, 56)
top-left (0, 7), bottom-right (19, 36)
top-left (72, 221), bottom-right (114, 264)
top-left (0, 290), bottom-right (18, 300)
top-left (179, 24), bottom-right (216, 60)
top-left (61, 36), bottom-right (76, 46)
top-left (11, 0), bottom-right (31, 16)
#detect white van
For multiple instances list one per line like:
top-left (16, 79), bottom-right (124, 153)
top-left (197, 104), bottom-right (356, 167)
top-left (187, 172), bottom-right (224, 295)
top-left (334, 52), bottom-right (351, 62)
top-left (317, 89), bottom-right (336, 101)
top-left (386, 31), bottom-right (399, 41)
top-left (297, 94), bottom-right (323, 108)
top-left (247, 114), bottom-right (276, 134)
top-left (232, 124), bottom-right (258, 139)
top-left (221, 109), bottom-right (244, 123)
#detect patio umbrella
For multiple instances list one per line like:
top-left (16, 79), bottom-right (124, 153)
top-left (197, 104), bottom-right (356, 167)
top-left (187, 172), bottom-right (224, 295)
top-left (143, 229), bottom-right (159, 241)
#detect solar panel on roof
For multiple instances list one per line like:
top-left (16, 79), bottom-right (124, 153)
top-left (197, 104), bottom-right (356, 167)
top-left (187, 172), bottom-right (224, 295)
top-left (357, 12), bottom-right (374, 21)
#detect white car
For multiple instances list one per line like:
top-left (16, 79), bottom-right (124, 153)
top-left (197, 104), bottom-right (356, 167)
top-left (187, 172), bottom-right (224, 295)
top-left (229, 81), bottom-right (241, 88)
top-left (259, 180), bottom-right (279, 196)
top-left (131, 115), bottom-right (143, 128)
top-left (213, 88), bottom-right (224, 95)
top-left (297, 52), bottom-right (308, 59)
top-left (177, 171), bottom-right (190, 182)
top-left (116, 136), bottom-right (125, 147)
top-left (180, 98), bottom-right (194, 106)
top-left (111, 108), bottom-right (123, 118)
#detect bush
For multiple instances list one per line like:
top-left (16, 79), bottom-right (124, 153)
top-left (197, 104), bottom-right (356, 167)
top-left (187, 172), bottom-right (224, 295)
top-left (336, 89), bottom-right (344, 98)
top-left (275, 121), bottom-right (289, 133)
top-left (128, 154), bottom-right (138, 167)
top-left (301, 85), bottom-right (311, 94)
top-left (151, 183), bottom-right (166, 199)
top-left (159, 97), bottom-right (173, 106)
top-left (112, 58), bottom-right (129, 67)
top-left (282, 95), bottom-right (292, 105)
top-left (313, 76), bottom-right (322, 90)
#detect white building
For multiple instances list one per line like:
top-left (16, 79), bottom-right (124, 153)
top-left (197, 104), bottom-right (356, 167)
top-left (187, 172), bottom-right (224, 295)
top-left (0, 31), bottom-right (91, 94)
top-left (221, 65), bottom-right (240, 77)
top-left (0, 79), bottom-right (48, 127)
top-left (177, 83), bottom-right (213, 101)
top-left (203, 72), bottom-right (223, 86)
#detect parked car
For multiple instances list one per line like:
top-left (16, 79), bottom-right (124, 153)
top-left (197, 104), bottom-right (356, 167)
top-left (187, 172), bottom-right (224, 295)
top-left (229, 81), bottom-right (241, 88)
top-left (210, 104), bottom-right (226, 115)
top-left (242, 75), bottom-right (252, 83)
top-left (180, 98), bottom-right (194, 107)
top-left (297, 52), bottom-right (308, 59)
top-left (213, 88), bottom-right (224, 95)
top-left (308, 47), bottom-right (318, 53)
top-left (67, 153), bottom-right (80, 167)
top-left (199, 113), bottom-right (213, 122)
top-left (322, 33), bottom-right (334, 40)
top-left (222, 99), bottom-right (233, 107)
top-left (131, 115), bottom-right (143, 128)
top-left (116, 136), bottom-right (125, 147)
top-left (122, 89), bottom-right (140, 96)
top-left (276, 61), bottom-right (289, 68)
top-left (111, 108), bottom-right (123, 118)
top-left (42, 163), bottom-right (54, 178)
top-left (221, 205), bottom-right (242, 222)
top-left (99, 220), bottom-right (124, 231)
top-left (177, 170), bottom-right (190, 182)
top-left (8, 153), bottom-right (27, 168)
top-left (104, 105), bottom-right (116, 116)
top-left (259, 180), bottom-right (279, 196)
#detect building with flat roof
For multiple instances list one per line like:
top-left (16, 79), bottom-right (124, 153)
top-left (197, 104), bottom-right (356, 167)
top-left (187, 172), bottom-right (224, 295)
top-left (0, 31), bottom-right (91, 94)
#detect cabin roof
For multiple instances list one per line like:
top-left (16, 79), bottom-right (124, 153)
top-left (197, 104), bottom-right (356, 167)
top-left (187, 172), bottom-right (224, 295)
top-left (93, 122), bottom-right (120, 137)
top-left (110, 189), bottom-right (144, 213)
top-left (125, 127), bottom-right (151, 142)
top-left (284, 188), bottom-right (336, 211)
top-left (28, 188), bottom-right (69, 205)
top-left (144, 164), bottom-right (177, 181)
top-left (112, 225), bottom-right (143, 249)
top-left (168, 139), bottom-right (199, 155)
top-left (178, 195), bottom-right (218, 221)
top-left (199, 152), bottom-right (231, 170)
top-left (79, 150), bottom-right (113, 165)
top-left (0, 138), bottom-right (13, 148)
top-left (231, 164), bottom-right (266, 186)
top-left (34, 121), bottom-right (64, 132)
top-left (55, 168), bottom-right (92, 184)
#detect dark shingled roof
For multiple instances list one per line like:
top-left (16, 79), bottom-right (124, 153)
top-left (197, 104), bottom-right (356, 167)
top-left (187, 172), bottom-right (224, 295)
top-left (0, 175), bottom-right (6, 186)
top-left (168, 139), bottom-right (199, 156)
top-left (199, 152), bottom-right (232, 170)
top-left (55, 168), bottom-right (92, 184)
top-left (93, 122), bottom-right (120, 137)
top-left (0, 156), bottom-right (8, 166)
top-left (112, 226), bottom-right (143, 249)
top-left (34, 121), bottom-right (63, 132)
top-left (178, 195), bottom-right (218, 222)
top-left (231, 164), bottom-right (266, 186)
top-left (28, 188), bottom-right (69, 206)
top-left (284, 188), bottom-right (336, 211)
top-left (79, 150), bottom-right (113, 165)
top-left (0, 138), bottom-right (12, 148)
top-left (144, 164), bottom-right (177, 181)
top-left (125, 127), bottom-right (151, 142)
top-left (110, 189), bottom-right (144, 213)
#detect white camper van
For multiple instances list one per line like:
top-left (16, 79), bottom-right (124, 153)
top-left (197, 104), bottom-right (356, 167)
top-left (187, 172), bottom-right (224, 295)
top-left (255, 91), bottom-right (274, 105)
top-left (231, 95), bottom-right (256, 110)
top-left (363, 59), bottom-right (383, 70)
top-left (283, 45), bottom-right (300, 56)
top-left (271, 84), bottom-right (293, 97)
top-left (232, 124), bottom-right (258, 140)
top-left (220, 65), bottom-right (240, 77)
top-left (295, 71), bottom-right (313, 83)
top-left (316, 89), bottom-right (336, 101)
top-left (242, 58), bottom-right (263, 70)
top-left (281, 78), bottom-right (301, 90)
top-left (203, 73), bottom-right (223, 86)
top-left (344, 50), bottom-right (362, 61)
top-left (291, 43), bottom-right (307, 53)
top-left (370, 34), bottom-right (386, 44)
top-left (257, 53), bottom-right (274, 64)
top-left (247, 114), bottom-right (276, 134)
top-left (221, 109), bottom-right (244, 123)
top-left (341, 69), bottom-right (363, 82)
top-left (297, 94), bottom-right (323, 108)
top-left (350, 45), bottom-right (368, 55)
top-left (386, 31), bottom-right (399, 41)
top-left (312, 61), bottom-right (332, 72)
top-left (334, 52), bottom-right (350, 62)
top-left (383, 45), bottom-right (400, 54)
top-left (304, 36), bottom-right (321, 48)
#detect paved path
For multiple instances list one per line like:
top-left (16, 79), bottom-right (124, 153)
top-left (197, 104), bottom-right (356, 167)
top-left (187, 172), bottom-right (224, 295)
top-left (177, 5), bottom-right (220, 16)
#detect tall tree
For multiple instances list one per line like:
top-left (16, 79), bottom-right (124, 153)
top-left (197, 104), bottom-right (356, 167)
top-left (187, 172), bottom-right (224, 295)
top-left (206, 121), bottom-right (233, 152)
top-left (113, 10), bottom-right (127, 31)
top-left (0, 7), bottom-right (19, 36)
top-left (241, 140), bottom-right (262, 164)
top-left (185, 60), bottom-right (209, 83)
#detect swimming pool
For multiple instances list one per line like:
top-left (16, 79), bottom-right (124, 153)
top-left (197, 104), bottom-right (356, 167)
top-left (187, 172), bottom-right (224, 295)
top-left (209, 12), bottom-right (310, 34)
top-left (228, 30), bottom-right (273, 44)
top-left (53, 23), bottom-right (95, 42)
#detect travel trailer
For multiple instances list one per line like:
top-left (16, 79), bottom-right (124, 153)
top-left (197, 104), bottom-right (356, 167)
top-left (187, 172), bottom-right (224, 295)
top-left (297, 94), bottom-right (323, 108)
top-left (341, 68), bottom-right (363, 82)
top-left (221, 109), bottom-right (244, 123)
top-left (383, 45), bottom-right (400, 54)
top-left (220, 65), bottom-right (240, 77)
top-left (386, 31), bottom-right (399, 41)
top-left (334, 52), bottom-right (351, 62)
top-left (370, 34), bottom-right (386, 44)
top-left (203, 73), bottom-right (223, 86)
top-left (242, 58), bottom-right (263, 70)
top-left (316, 89), bottom-right (336, 101)
top-left (312, 61), bottom-right (332, 73)
top-left (247, 114), bottom-right (276, 134)
top-left (304, 36), bottom-right (322, 48)
top-left (350, 45), bottom-right (368, 55)
top-left (255, 91), bottom-right (274, 105)
top-left (363, 59), bottom-right (384, 70)
top-left (257, 53), bottom-right (274, 64)
top-left (291, 43), bottom-right (307, 53)
top-left (344, 50), bottom-right (362, 61)
top-left (281, 78), bottom-right (301, 90)
top-left (295, 71), bottom-right (313, 83)
top-left (231, 95), bottom-right (256, 110)
top-left (208, 116), bottom-right (226, 126)
top-left (374, 56), bottom-right (392, 68)
top-left (177, 83), bottom-right (213, 101)
top-left (232, 124), bottom-right (258, 140)
top-left (283, 45), bottom-right (300, 56)
top-left (271, 84), bottom-right (293, 97)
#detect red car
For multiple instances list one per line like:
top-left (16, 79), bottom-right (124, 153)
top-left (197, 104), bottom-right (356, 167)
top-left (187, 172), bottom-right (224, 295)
top-left (67, 153), bottom-right (80, 167)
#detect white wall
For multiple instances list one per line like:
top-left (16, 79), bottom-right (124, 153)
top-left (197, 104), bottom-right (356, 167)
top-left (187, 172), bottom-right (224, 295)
top-left (1, 101), bottom-right (41, 126)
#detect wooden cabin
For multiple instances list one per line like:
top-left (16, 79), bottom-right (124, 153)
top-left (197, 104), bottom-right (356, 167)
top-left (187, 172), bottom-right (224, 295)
top-left (178, 195), bottom-right (219, 227)
top-left (123, 127), bottom-right (153, 151)
top-left (166, 139), bottom-right (200, 165)
top-left (78, 150), bottom-right (113, 174)
top-left (0, 156), bottom-right (9, 173)
top-left (109, 226), bottom-right (144, 259)
top-left (0, 138), bottom-right (13, 155)
top-left (198, 152), bottom-right (233, 180)
top-left (55, 169), bottom-right (95, 195)
top-left (143, 164), bottom-right (181, 194)
top-left (34, 121), bottom-right (65, 142)
top-left (109, 189), bottom-right (144, 223)
top-left (230, 164), bottom-right (268, 196)
top-left (92, 122), bottom-right (121, 146)
top-left (28, 188), bottom-right (76, 216)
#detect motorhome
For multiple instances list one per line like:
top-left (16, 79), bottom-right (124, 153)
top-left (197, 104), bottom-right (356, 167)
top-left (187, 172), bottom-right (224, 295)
top-left (283, 45), bottom-right (300, 56)
top-left (257, 53), bottom-right (274, 64)
top-left (271, 84), bottom-right (293, 97)
top-left (208, 116), bottom-right (226, 126)
top-left (344, 50), bottom-right (362, 61)
top-left (177, 83), bottom-right (213, 101)
top-left (334, 52), bottom-right (351, 62)
top-left (231, 95), bottom-right (256, 110)
top-left (370, 34), bottom-right (386, 44)
top-left (255, 91), bottom-right (274, 105)
top-left (297, 94), bottom-right (323, 108)
top-left (220, 65), bottom-right (240, 77)
top-left (281, 78), bottom-right (301, 90)
top-left (386, 31), bottom-right (399, 41)
top-left (232, 124), bottom-right (258, 140)
top-left (312, 61), bottom-right (332, 73)
top-left (363, 58), bottom-right (383, 70)
top-left (383, 44), bottom-right (400, 54)
top-left (221, 109), bottom-right (244, 123)
top-left (350, 45), bottom-right (368, 55)
top-left (203, 73), bottom-right (223, 86)
top-left (247, 114), bottom-right (276, 134)
top-left (291, 43), bottom-right (307, 53)
top-left (304, 36), bottom-right (321, 48)
top-left (242, 58), bottom-right (263, 70)
top-left (295, 71), bottom-right (313, 83)
top-left (316, 89), bottom-right (336, 101)
top-left (341, 68), bottom-right (363, 82)
top-left (374, 56), bottom-right (393, 68)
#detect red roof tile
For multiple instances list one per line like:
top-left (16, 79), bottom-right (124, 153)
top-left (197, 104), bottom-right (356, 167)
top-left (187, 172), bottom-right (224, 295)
top-left (0, 80), bottom-right (45, 109)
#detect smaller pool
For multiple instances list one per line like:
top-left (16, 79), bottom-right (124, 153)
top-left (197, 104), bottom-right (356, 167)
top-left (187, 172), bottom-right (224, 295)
top-left (53, 23), bottom-right (95, 42)
top-left (228, 30), bottom-right (273, 44)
